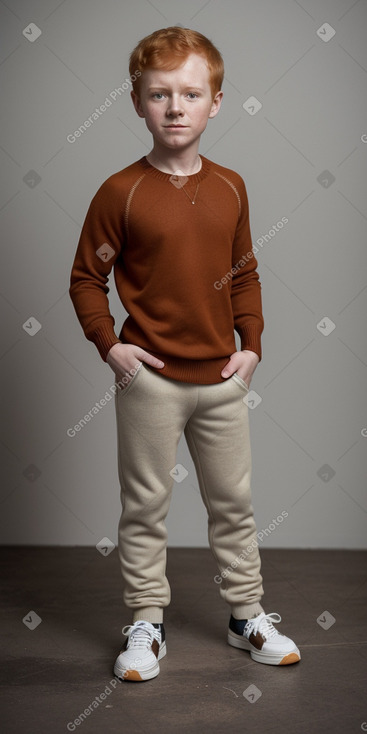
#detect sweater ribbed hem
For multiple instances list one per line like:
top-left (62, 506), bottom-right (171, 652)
top-left (144, 355), bottom-right (230, 385)
top-left (132, 607), bottom-right (164, 624)
top-left (87, 322), bottom-right (121, 362)
top-left (236, 323), bottom-right (263, 362)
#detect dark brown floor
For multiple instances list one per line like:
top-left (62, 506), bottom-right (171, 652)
top-left (1, 547), bottom-right (366, 734)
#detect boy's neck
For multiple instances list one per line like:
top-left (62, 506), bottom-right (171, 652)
top-left (146, 143), bottom-right (202, 176)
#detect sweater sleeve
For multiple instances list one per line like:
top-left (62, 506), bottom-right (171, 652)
top-left (230, 177), bottom-right (264, 362)
top-left (69, 177), bottom-right (124, 362)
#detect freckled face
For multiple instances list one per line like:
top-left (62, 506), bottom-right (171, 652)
top-left (131, 53), bottom-right (222, 151)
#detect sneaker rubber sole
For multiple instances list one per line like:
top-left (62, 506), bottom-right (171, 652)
top-left (228, 630), bottom-right (301, 665)
top-left (114, 640), bottom-right (167, 681)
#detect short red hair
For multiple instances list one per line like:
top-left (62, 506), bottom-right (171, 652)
top-left (129, 26), bottom-right (224, 99)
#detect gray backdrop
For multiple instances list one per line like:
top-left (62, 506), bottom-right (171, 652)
top-left (1, 0), bottom-right (366, 548)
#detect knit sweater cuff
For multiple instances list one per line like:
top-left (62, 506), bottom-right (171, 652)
top-left (87, 322), bottom-right (122, 362)
top-left (236, 324), bottom-right (262, 362)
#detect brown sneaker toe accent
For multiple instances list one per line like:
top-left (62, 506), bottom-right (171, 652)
top-left (122, 669), bottom-right (143, 681)
top-left (279, 652), bottom-right (301, 665)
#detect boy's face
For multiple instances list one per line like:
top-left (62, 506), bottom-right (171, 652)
top-left (131, 53), bottom-right (223, 153)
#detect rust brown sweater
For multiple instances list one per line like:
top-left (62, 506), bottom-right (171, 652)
top-left (69, 155), bottom-right (264, 384)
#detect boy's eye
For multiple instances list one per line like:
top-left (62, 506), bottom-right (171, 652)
top-left (150, 92), bottom-right (199, 100)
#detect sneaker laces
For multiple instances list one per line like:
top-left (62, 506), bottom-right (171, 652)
top-left (244, 612), bottom-right (282, 640)
top-left (122, 620), bottom-right (160, 649)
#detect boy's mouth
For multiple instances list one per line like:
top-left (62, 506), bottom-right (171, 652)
top-left (164, 125), bottom-right (188, 128)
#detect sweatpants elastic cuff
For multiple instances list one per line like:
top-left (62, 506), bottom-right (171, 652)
top-left (132, 607), bottom-right (164, 624)
top-left (231, 601), bottom-right (265, 620)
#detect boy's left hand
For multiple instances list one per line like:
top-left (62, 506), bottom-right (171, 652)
top-left (221, 349), bottom-right (259, 388)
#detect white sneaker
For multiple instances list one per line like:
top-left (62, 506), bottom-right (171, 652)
top-left (114, 620), bottom-right (166, 681)
top-left (228, 612), bottom-right (301, 665)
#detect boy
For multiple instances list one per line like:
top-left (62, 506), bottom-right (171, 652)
top-left (69, 26), bottom-right (301, 681)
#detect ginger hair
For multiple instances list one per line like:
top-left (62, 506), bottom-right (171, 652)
top-left (129, 26), bottom-right (224, 99)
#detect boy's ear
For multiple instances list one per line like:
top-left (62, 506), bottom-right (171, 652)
top-left (208, 90), bottom-right (223, 119)
top-left (131, 90), bottom-right (145, 118)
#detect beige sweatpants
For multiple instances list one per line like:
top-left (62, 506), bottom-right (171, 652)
top-left (114, 362), bottom-right (265, 624)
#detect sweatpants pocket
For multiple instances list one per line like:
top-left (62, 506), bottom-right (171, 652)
top-left (231, 372), bottom-right (250, 391)
top-left (116, 361), bottom-right (143, 398)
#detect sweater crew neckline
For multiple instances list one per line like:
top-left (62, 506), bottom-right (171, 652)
top-left (139, 154), bottom-right (211, 184)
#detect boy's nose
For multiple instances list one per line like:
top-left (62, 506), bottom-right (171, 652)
top-left (166, 95), bottom-right (184, 116)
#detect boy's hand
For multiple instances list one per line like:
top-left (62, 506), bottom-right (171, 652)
top-left (106, 343), bottom-right (164, 385)
top-left (221, 349), bottom-right (259, 388)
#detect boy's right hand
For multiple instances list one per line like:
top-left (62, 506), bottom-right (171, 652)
top-left (106, 343), bottom-right (164, 386)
